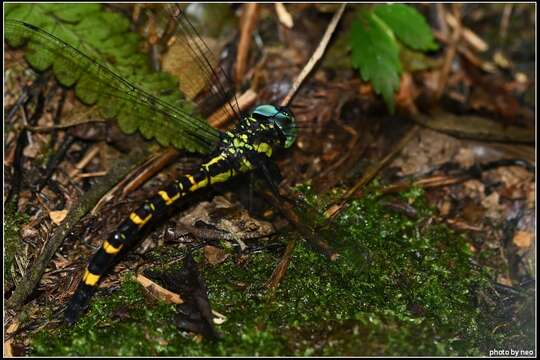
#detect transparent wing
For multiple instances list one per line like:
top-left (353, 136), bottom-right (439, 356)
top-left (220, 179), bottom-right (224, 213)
top-left (5, 17), bottom-right (222, 154)
top-left (165, 4), bottom-right (243, 124)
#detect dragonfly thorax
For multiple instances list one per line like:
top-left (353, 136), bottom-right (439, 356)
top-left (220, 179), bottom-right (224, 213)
top-left (213, 105), bottom-right (296, 174)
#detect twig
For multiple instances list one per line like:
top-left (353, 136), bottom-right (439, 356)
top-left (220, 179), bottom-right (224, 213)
top-left (280, 3), bottom-right (347, 107)
top-left (49, 88), bottom-right (66, 151)
top-left (265, 239), bottom-right (296, 290)
top-left (411, 111), bottom-right (534, 144)
top-left (434, 4), bottom-right (462, 100)
top-left (207, 88), bottom-right (258, 128)
top-left (446, 218), bottom-right (483, 232)
top-left (262, 189), bottom-right (338, 261)
top-left (380, 158), bottom-right (534, 195)
top-left (35, 135), bottom-right (76, 192)
top-left (275, 3), bottom-right (294, 29)
top-left (5, 77), bottom-right (47, 207)
top-left (434, 3), bottom-right (449, 37)
top-left (235, 3), bottom-right (259, 85)
top-left (25, 118), bottom-right (106, 132)
top-left (446, 13), bottom-right (488, 52)
top-left (122, 147), bottom-right (180, 195)
top-left (68, 144), bottom-right (101, 179)
top-left (380, 176), bottom-right (464, 196)
top-left (433, 31), bottom-right (496, 73)
top-left (325, 125), bottom-right (421, 220)
top-left (499, 4), bottom-right (514, 42)
top-left (76, 171), bottom-right (108, 179)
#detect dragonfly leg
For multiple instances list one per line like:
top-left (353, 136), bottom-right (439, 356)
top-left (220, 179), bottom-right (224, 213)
top-left (255, 157), bottom-right (283, 199)
top-left (248, 172), bottom-right (255, 214)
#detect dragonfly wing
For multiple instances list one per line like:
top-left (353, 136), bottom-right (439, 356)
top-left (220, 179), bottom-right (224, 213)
top-left (165, 4), bottom-right (244, 124)
top-left (5, 18), bottom-right (222, 154)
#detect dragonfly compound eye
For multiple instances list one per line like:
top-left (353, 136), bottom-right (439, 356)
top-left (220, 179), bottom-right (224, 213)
top-left (252, 104), bottom-right (297, 148)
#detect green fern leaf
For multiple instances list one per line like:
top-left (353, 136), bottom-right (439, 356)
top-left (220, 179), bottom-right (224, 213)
top-left (5, 4), bottom-right (220, 154)
top-left (374, 4), bottom-right (438, 52)
top-left (349, 11), bottom-right (401, 113)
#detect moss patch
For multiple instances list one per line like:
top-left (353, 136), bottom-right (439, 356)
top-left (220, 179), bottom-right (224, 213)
top-left (29, 188), bottom-right (519, 356)
top-left (4, 206), bottom-right (31, 280)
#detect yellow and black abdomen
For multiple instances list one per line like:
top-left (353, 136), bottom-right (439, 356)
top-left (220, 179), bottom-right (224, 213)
top-left (64, 152), bottom-right (242, 324)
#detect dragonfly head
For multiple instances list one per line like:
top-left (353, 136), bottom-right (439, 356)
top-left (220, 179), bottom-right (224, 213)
top-left (251, 104), bottom-right (297, 149)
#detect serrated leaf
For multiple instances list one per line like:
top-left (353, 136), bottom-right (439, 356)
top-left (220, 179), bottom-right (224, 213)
top-left (118, 108), bottom-right (140, 134)
top-left (25, 41), bottom-right (54, 72)
top-left (98, 95), bottom-right (120, 119)
top-left (102, 33), bottom-right (139, 57)
top-left (5, 5), bottom-right (42, 27)
top-left (50, 3), bottom-right (101, 22)
top-left (75, 73), bottom-right (100, 105)
top-left (74, 16), bottom-right (111, 45)
top-left (374, 4), bottom-right (438, 51)
top-left (349, 11), bottom-right (401, 113)
top-left (53, 54), bottom-right (83, 87)
top-left (99, 12), bottom-right (131, 34)
top-left (5, 4), bottom-right (221, 154)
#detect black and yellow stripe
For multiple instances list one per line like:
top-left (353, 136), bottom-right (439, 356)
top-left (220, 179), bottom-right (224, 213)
top-left (64, 123), bottom-right (282, 325)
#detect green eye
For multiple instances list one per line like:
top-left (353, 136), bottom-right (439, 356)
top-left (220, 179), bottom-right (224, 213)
top-left (276, 112), bottom-right (297, 148)
top-left (251, 105), bottom-right (297, 148)
top-left (252, 104), bottom-right (279, 118)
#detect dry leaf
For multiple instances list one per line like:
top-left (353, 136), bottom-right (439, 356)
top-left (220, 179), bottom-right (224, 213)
top-left (496, 274), bottom-right (513, 287)
top-left (211, 310), bottom-right (228, 325)
top-left (454, 148), bottom-right (475, 168)
top-left (463, 179), bottom-right (485, 198)
top-left (49, 210), bottom-right (68, 225)
top-left (481, 192), bottom-right (500, 210)
top-left (6, 321), bottom-right (19, 334)
top-left (512, 230), bottom-right (532, 248)
top-left (3, 321), bottom-right (19, 357)
top-left (439, 200), bottom-right (451, 216)
top-left (162, 36), bottom-right (220, 100)
top-left (135, 273), bottom-right (183, 304)
top-left (204, 245), bottom-right (229, 266)
top-left (22, 142), bottom-right (40, 158)
top-left (3, 340), bottom-right (13, 358)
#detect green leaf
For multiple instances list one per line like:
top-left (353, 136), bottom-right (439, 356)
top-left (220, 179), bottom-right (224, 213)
top-left (99, 12), bottom-right (131, 34)
top-left (49, 3), bottom-right (101, 23)
top-left (5, 4), bottom-right (220, 154)
top-left (25, 41), bottom-right (54, 72)
top-left (75, 73), bottom-right (100, 105)
top-left (349, 11), bottom-right (401, 113)
top-left (374, 4), bottom-right (438, 51)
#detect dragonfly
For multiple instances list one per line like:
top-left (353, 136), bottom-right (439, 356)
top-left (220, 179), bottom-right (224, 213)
top-left (5, 4), bottom-right (315, 326)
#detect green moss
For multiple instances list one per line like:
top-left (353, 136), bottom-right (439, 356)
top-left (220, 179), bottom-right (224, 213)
top-left (31, 279), bottom-right (179, 356)
top-left (29, 187), bottom-right (521, 356)
top-left (4, 206), bottom-right (30, 280)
